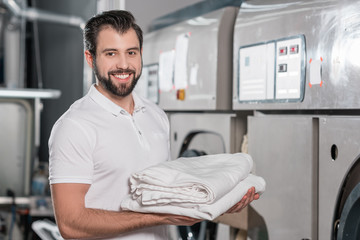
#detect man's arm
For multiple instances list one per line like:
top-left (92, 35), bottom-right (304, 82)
top-left (51, 183), bottom-right (201, 239)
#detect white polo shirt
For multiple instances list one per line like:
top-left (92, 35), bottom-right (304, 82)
top-left (48, 84), bottom-right (170, 240)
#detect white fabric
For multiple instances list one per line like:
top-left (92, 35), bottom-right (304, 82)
top-left (48, 84), bottom-right (170, 240)
top-left (120, 153), bottom-right (266, 220)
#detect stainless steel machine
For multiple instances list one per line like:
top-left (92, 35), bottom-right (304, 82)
top-left (232, 0), bottom-right (360, 239)
top-left (0, 92), bottom-right (59, 198)
top-left (169, 112), bottom-right (247, 240)
top-left (141, 4), bottom-right (250, 240)
top-left (123, 0), bottom-right (360, 239)
top-left (140, 6), bottom-right (239, 111)
top-left (0, 100), bottom-right (32, 197)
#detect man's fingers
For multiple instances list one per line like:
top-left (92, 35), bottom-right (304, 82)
top-left (225, 187), bottom-right (259, 214)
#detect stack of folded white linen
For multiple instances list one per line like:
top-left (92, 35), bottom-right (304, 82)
top-left (120, 153), bottom-right (266, 220)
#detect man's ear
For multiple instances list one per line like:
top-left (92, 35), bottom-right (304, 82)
top-left (85, 50), bottom-right (94, 68)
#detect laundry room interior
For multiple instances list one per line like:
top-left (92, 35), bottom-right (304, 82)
top-left (1, 0), bottom-right (360, 239)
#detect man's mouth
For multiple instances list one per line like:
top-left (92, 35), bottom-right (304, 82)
top-left (113, 73), bottom-right (130, 79)
top-left (109, 70), bottom-right (135, 82)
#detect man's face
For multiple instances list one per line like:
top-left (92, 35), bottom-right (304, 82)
top-left (92, 27), bottom-right (142, 98)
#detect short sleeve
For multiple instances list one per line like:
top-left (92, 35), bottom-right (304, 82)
top-left (48, 118), bottom-right (95, 184)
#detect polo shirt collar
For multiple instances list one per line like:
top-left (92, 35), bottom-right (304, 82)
top-left (132, 91), bottom-right (147, 114)
top-left (88, 84), bottom-right (146, 116)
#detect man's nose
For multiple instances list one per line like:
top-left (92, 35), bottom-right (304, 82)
top-left (116, 54), bottom-right (129, 69)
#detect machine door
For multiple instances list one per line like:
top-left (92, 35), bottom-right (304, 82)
top-left (318, 117), bottom-right (360, 240)
top-left (178, 131), bottom-right (226, 158)
top-left (169, 113), bottom-right (243, 160)
top-left (247, 115), bottom-right (317, 240)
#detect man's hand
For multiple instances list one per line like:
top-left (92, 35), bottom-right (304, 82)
top-left (160, 214), bottom-right (202, 226)
top-left (226, 187), bottom-right (259, 213)
top-left (157, 187), bottom-right (260, 225)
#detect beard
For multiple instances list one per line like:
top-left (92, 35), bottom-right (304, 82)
top-left (93, 60), bottom-right (142, 97)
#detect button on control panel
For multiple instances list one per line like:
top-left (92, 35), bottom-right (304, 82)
top-left (279, 47), bottom-right (287, 56)
top-left (278, 64), bottom-right (287, 73)
top-left (290, 45), bottom-right (299, 54)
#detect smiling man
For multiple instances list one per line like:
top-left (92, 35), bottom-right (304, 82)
top-left (90, 26), bottom-right (142, 110)
top-left (48, 10), bottom-right (258, 240)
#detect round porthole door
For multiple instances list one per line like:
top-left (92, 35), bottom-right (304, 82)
top-left (334, 159), bottom-right (360, 240)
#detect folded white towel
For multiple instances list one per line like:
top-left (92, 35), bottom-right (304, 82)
top-left (120, 153), bottom-right (266, 220)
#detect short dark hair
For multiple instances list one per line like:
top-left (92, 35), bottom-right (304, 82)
top-left (83, 10), bottom-right (143, 57)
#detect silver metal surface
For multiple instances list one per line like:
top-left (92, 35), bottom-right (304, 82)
top-left (3, 0), bottom-right (85, 29)
top-left (248, 115), bottom-right (318, 239)
top-left (0, 88), bottom-right (61, 99)
top-left (0, 90), bottom-right (59, 197)
top-left (4, 6), bottom-right (25, 89)
top-left (169, 113), bottom-right (245, 160)
top-left (3, 0), bottom-right (86, 92)
top-left (233, 0), bottom-right (360, 110)
top-left (0, 100), bottom-right (33, 196)
top-left (318, 117), bottom-right (360, 240)
top-left (142, 7), bottom-right (238, 111)
top-left (0, 197), bottom-right (30, 205)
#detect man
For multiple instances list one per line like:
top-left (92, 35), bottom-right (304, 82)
top-left (48, 10), bottom-right (259, 239)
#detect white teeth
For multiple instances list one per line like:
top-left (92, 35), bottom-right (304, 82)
top-left (114, 74), bottom-right (129, 79)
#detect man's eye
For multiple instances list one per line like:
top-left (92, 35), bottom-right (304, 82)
top-left (106, 52), bottom-right (115, 56)
top-left (128, 51), bottom-right (136, 55)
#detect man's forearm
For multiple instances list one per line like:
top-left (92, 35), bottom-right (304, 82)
top-left (57, 208), bottom-right (166, 239)
top-left (51, 183), bottom-right (201, 239)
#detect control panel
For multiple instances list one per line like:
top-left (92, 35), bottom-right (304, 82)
top-left (134, 64), bottom-right (159, 104)
top-left (236, 35), bottom-right (305, 103)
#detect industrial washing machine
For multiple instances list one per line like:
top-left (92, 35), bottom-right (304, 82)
top-left (169, 112), bottom-right (247, 240)
top-left (318, 116), bottom-right (360, 240)
top-left (232, 0), bottom-right (360, 239)
top-left (140, 2), bottom-right (252, 239)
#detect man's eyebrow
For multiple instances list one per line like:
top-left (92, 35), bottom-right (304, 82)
top-left (127, 47), bottom-right (140, 52)
top-left (101, 47), bottom-right (140, 53)
top-left (102, 48), bottom-right (118, 53)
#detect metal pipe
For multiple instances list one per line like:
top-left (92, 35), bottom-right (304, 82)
top-left (2, 0), bottom-right (85, 29)
top-left (2, 0), bottom-right (91, 95)
top-left (2, 0), bottom-right (94, 95)
top-left (30, 4), bottom-right (43, 88)
top-left (2, 0), bottom-right (22, 16)
top-left (24, 8), bottom-right (85, 29)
